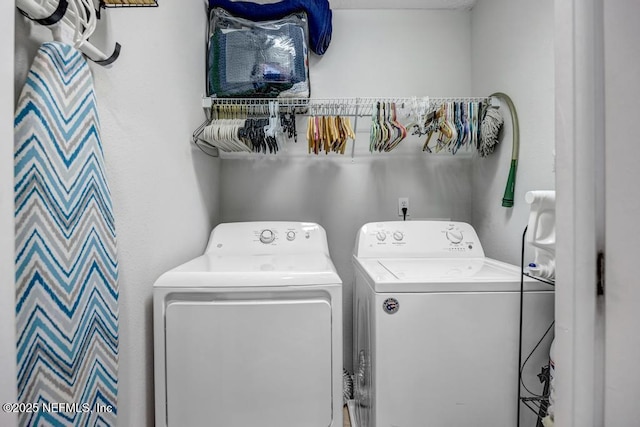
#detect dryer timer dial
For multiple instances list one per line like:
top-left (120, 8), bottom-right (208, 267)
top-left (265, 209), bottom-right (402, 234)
top-left (259, 229), bottom-right (276, 244)
top-left (446, 230), bottom-right (464, 244)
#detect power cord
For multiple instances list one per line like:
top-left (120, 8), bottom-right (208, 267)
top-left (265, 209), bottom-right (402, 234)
top-left (402, 207), bottom-right (408, 221)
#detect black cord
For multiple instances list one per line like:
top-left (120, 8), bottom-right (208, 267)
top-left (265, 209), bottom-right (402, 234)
top-left (520, 320), bottom-right (555, 397)
top-left (402, 207), bottom-right (407, 221)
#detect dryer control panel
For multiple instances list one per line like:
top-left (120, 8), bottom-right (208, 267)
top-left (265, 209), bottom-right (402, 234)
top-left (354, 221), bottom-right (485, 259)
top-left (205, 221), bottom-right (330, 255)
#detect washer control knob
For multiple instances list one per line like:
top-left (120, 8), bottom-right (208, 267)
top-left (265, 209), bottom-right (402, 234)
top-left (446, 230), bottom-right (464, 244)
top-left (393, 231), bottom-right (404, 241)
top-left (376, 231), bottom-right (387, 242)
top-left (286, 231), bottom-right (296, 241)
top-left (259, 229), bottom-right (275, 244)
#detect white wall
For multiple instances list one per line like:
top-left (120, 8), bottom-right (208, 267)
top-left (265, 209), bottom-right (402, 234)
top-left (604, 1), bottom-right (640, 425)
top-left (14, 3), bottom-right (220, 426)
top-left (0, 3), bottom-right (17, 427)
top-left (554, 1), bottom-right (605, 425)
top-left (470, 0), bottom-right (555, 265)
top-left (220, 9), bottom-right (473, 371)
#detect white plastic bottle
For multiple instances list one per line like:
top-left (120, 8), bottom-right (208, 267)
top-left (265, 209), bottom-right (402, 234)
top-left (525, 191), bottom-right (556, 280)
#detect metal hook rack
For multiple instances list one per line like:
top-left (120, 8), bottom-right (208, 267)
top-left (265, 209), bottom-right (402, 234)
top-left (17, 0), bottom-right (122, 66)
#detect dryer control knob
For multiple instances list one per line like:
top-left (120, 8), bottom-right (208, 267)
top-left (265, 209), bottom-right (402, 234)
top-left (393, 231), bottom-right (404, 241)
top-left (376, 231), bottom-right (387, 241)
top-left (286, 231), bottom-right (296, 241)
top-left (259, 229), bottom-right (275, 244)
top-left (446, 230), bottom-right (464, 244)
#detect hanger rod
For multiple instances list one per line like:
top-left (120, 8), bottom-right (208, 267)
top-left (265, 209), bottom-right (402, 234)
top-left (203, 96), bottom-right (489, 117)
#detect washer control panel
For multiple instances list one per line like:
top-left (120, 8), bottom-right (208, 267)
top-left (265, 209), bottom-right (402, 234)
top-left (255, 227), bottom-right (305, 245)
top-left (354, 221), bottom-right (485, 258)
top-left (206, 222), bottom-right (329, 255)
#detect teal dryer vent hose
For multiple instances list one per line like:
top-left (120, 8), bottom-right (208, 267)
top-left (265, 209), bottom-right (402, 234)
top-left (490, 92), bottom-right (520, 208)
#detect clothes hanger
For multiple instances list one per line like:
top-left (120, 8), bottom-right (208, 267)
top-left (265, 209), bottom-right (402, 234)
top-left (314, 115), bottom-right (320, 154)
top-left (386, 102), bottom-right (407, 152)
top-left (324, 115), bottom-right (332, 154)
top-left (377, 102), bottom-right (388, 152)
top-left (69, 0), bottom-right (97, 51)
top-left (370, 102), bottom-right (380, 153)
top-left (307, 116), bottom-right (314, 154)
top-left (424, 103), bottom-right (446, 152)
top-left (334, 116), bottom-right (345, 154)
top-left (381, 102), bottom-right (392, 151)
top-left (460, 102), bottom-right (470, 150)
top-left (330, 114), bottom-right (340, 153)
top-left (440, 102), bottom-right (457, 152)
top-left (335, 116), bottom-right (347, 154)
top-left (389, 102), bottom-right (407, 150)
top-left (232, 119), bottom-right (251, 152)
top-left (449, 102), bottom-right (462, 155)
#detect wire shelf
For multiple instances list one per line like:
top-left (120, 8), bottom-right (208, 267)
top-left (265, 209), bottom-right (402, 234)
top-left (195, 95), bottom-right (491, 158)
top-left (518, 226), bottom-right (555, 427)
top-left (203, 96), bottom-right (489, 117)
top-left (101, 0), bottom-right (158, 7)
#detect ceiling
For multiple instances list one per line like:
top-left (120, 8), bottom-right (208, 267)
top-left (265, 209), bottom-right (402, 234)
top-left (329, 0), bottom-right (477, 9)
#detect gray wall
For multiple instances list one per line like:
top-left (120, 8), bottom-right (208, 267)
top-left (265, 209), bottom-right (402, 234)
top-left (471, 0), bottom-right (556, 265)
top-left (0, 4), bottom-right (17, 427)
top-left (604, 1), bottom-right (640, 424)
top-left (219, 9), bottom-right (474, 372)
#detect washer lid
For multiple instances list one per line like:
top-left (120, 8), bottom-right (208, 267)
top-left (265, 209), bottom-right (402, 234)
top-left (154, 253), bottom-right (341, 288)
top-left (355, 257), bottom-right (549, 292)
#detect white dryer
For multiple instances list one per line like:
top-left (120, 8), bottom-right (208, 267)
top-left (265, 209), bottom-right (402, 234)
top-left (352, 221), bottom-right (554, 427)
top-left (154, 222), bottom-right (343, 427)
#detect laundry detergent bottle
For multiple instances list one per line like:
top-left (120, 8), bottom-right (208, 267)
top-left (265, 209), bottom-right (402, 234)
top-left (525, 191), bottom-right (556, 280)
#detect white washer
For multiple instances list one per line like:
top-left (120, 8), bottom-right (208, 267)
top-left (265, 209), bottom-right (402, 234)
top-left (154, 222), bottom-right (343, 427)
top-left (352, 221), bottom-right (554, 427)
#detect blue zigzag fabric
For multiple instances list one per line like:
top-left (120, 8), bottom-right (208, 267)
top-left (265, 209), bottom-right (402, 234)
top-left (14, 42), bottom-right (119, 427)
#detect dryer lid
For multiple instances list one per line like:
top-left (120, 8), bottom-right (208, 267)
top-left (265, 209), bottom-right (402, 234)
top-left (154, 253), bottom-right (341, 288)
top-left (355, 257), bottom-right (549, 292)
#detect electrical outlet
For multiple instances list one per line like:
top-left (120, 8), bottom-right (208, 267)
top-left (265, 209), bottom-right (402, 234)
top-left (398, 197), bottom-right (409, 217)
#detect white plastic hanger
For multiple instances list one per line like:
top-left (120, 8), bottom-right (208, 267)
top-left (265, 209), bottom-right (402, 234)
top-left (16, 0), bottom-right (120, 65)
